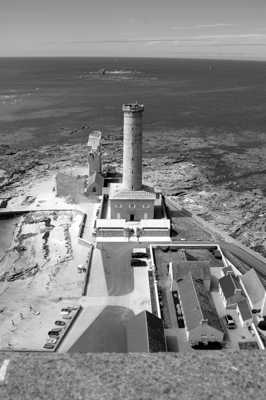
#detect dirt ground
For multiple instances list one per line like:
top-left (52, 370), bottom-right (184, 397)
top-left (0, 209), bottom-right (91, 351)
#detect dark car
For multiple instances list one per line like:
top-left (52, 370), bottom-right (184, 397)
top-left (55, 320), bottom-right (66, 326)
top-left (225, 314), bottom-right (236, 329)
top-left (130, 259), bottom-right (147, 267)
top-left (214, 250), bottom-right (222, 259)
top-left (61, 307), bottom-right (72, 313)
top-left (48, 328), bottom-right (62, 337)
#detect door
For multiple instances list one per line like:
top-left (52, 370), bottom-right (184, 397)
top-left (130, 214), bottom-right (135, 221)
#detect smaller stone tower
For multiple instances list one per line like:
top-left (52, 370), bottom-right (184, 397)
top-left (122, 103), bottom-right (144, 191)
top-left (87, 130), bottom-right (102, 176)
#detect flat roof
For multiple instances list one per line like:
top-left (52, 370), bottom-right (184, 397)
top-left (96, 219), bottom-right (126, 228)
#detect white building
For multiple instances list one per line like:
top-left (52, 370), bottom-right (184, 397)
top-left (236, 298), bottom-right (253, 328)
top-left (240, 268), bottom-right (266, 316)
top-left (177, 272), bottom-right (224, 346)
top-left (95, 103), bottom-right (171, 243)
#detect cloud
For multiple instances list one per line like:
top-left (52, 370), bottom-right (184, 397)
top-left (172, 23), bottom-right (235, 30)
top-left (50, 32), bottom-right (266, 48)
top-left (195, 23), bottom-right (235, 29)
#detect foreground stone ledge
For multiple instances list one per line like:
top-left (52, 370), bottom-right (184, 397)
top-left (0, 351), bottom-right (265, 400)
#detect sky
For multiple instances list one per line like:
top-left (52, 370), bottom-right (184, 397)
top-left (1, 0), bottom-right (266, 59)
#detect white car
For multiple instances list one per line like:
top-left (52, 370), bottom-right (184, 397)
top-left (47, 337), bottom-right (59, 345)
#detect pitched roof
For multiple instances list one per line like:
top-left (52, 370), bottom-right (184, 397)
top-left (237, 298), bottom-right (253, 321)
top-left (177, 273), bottom-right (223, 333)
top-left (86, 172), bottom-right (104, 187)
top-left (126, 311), bottom-right (166, 352)
top-left (222, 266), bottom-right (234, 275)
top-left (219, 273), bottom-right (242, 299)
top-left (172, 261), bottom-right (211, 282)
top-left (241, 268), bottom-right (266, 305)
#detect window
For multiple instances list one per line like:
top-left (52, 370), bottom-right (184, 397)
top-left (114, 204), bottom-right (122, 208)
top-left (129, 203), bottom-right (136, 209)
top-left (92, 187), bottom-right (96, 193)
top-left (142, 204), bottom-right (150, 208)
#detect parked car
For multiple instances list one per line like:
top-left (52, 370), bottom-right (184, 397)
top-left (171, 246), bottom-right (178, 252)
top-left (48, 328), bottom-right (62, 337)
top-left (55, 320), bottom-right (66, 326)
top-left (61, 310), bottom-right (71, 316)
top-left (214, 250), bottom-right (222, 259)
top-left (131, 248), bottom-right (148, 258)
top-left (43, 343), bottom-right (55, 350)
top-left (62, 315), bottom-right (73, 320)
top-left (61, 307), bottom-right (72, 313)
top-left (47, 337), bottom-right (59, 345)
top-left (176, 304), bottom-right (182, 315)
top-left (130, 259), bottom-right (147, 267)
top-left (225, 314), bottom-right (236, 329)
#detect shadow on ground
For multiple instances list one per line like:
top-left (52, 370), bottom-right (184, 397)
top-left (69, 306), bottom-right (134, 353)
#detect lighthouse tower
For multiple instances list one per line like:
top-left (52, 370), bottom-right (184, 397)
top-left (109, 103), bottom-right (156, 221)
top-left (122, 103), bottom-right (144, 191)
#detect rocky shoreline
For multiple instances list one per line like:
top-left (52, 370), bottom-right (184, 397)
top-left (0, 131), bottom-right (266, 258)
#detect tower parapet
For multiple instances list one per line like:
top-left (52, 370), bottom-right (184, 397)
top-left (122, 103), bottom-right (144, 191)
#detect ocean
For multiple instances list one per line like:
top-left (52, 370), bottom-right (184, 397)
top-left (0, 57), bottom-right (266, 148)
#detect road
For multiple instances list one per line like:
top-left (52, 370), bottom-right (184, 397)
top-left (220, 242), bottom-right (266, 286)
top-left (166, 197), bottom-right (266, 285)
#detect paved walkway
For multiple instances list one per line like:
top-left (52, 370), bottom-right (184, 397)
top-left (59, 247), bottom-right (152, 351)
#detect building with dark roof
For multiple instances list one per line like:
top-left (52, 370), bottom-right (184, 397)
top-left (177, 273), bottom-right (224, 346)
top-left (85, 171), bottom-right (104, 195)
top-left (126, 310), bottom-right (166, 352)
top-left (218, 273), bottom-right (244, 309)
top-left (171, 261), bottom-right (211, 291)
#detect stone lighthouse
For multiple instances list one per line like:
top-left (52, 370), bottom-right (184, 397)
top-left (122, 103), bottom-right (144, 191)
top-left (108, 102), bottom-right (156, 221)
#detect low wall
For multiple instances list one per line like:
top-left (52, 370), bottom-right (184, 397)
top-left (82, 246), bottom-right (94, 296)
top-left (78, 213), bottom-right (87, 239)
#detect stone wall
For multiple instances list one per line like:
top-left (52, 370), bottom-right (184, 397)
top-left (110, 198), bottom-right (154, 220)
